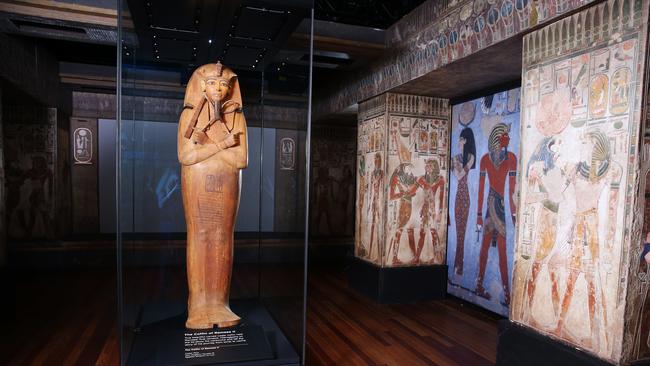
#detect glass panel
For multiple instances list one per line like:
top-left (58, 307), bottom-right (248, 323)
top-left (118, 1), bottom-right (313, 365)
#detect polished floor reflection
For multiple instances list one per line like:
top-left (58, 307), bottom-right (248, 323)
top-left (2, 263), bottom-right (499, 365)
top-left (305, 266), bottom-right (500, 366)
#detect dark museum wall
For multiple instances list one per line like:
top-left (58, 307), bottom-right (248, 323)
top-left (70, 90), bottom-right (311, 236)
top-left (3, 106), bottom-right (71, 240)
top-left (0, 31), bottom-right (74, 243)
top-left (309, 125), bottom-right (356, 238)
top-left (0, 86), bottom-right (5, 266)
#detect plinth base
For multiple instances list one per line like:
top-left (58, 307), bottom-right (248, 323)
top-left (348, 257), bottom-right (447, 303)
top-left (128, 300), bottom-right (299, 366)
top-left (496, 320), bottom-right (615, 366)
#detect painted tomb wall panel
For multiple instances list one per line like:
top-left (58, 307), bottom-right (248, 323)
top-left (447, 88), bottom-right (521, 316)
top-left (383, 93), bottom-right (450, 268)
top-left (623, 46), bottom-right (650, 364)
top-left (3, 106), bottom-right (58, 240)
top-left (385, 115), bottom-right (448, 267)
top-left (310, 125), bottom-right (357, 237)
top-left (355, 96), bottom-right (387, 266)
top-left (511, 1), bottom-right (649, 362)
top-left (629, 146), bottom-right (650, 363)
top-left (320, 0), bottom-right (599, 120)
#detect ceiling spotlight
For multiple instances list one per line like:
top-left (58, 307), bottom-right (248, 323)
top-left (208, 39), bottom-right (212, 44)
top-left (153, 35), bottom-right (157, 38)
top-left (252, 65), bottom-right (256, 68)
top-left (156, 55), bottom-right (160, 59)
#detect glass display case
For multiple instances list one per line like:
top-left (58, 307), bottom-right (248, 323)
top-left (116, 1), bottom-right (313, 365)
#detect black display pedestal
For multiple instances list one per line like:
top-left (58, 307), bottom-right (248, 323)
top-left (496, 320), bottom-right (615, 366)
top-left (128, 300), bottom-right (299, 366)
top-left (348, 257), bottom-right (447, 304)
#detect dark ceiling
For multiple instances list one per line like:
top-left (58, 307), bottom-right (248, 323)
top-left (315, 0), bottom-right (426, 29)
top-left (126, 0), bottom-right (311, 73)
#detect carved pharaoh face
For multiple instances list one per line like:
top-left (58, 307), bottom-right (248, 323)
top-left (203, 77), bottom-right (231, 102)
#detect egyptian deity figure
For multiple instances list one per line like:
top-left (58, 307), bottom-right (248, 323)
top-left (523, 137), bottom-right (565, 323)
top-left (367, 152), bottom-right (384, 263)
top-left (178, 62), bottom-right (248, 329)
top-left (452, 127), bottom-right (476, 276)
top-left (388, 162), bottom-right (418, 265)
top-left (416, 159), bottom-right (445, 264)
top-left (552, 130), bottom-right (620, 351)
top-left (476, 123), bottom-right (517, 306)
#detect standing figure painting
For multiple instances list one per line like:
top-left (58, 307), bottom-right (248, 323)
top-left (475, 123), bottom-right (518, 306)
top-left (417, 159), bottom-right (445, 264)
top-left (178, 62), bottom-right (248, 329)
top-left (388, 163), bottom-right (418, 265)
top-left (355, 94), bottom-right (449, 268)
top-left (368, 153), bottom-right (384, 262)
top-left (355, 115), bottom-right (385, 265)
top-left (451, 127), bottom-right (476, 275)
top-left (511, 25), bottom-right (647, 360)
top-left (385, 116), bottom-right (448, 266)
top-left (447, 89), bottom-right (520, 316)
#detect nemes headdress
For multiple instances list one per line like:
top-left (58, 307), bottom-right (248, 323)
top-left (182, 62), bottom-right (243, 140)
top-left (183, 61), bottom-right (242, 108)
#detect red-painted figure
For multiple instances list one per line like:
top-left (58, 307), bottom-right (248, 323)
top-left (416, 159), bottom-right (445, 264)
top-left (476, 123), bottom-right (517, 306)
top-left (388, 163), bottom-right (418, 265)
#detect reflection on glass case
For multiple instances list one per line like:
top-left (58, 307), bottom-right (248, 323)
top-left (117, 1), bottom-right (313, 365)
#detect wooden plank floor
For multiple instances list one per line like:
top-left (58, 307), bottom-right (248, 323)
top-left (305, 266), bottom-right (501, 366)
top-left (0, 270), bottom-right (120, 366)
top-left (2, 265), bottom-right (500, 365)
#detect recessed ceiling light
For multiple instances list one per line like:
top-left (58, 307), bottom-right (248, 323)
top-left (208, 39), bottom-right (212, 44)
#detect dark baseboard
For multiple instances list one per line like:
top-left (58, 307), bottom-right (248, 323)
top-left (496, 320), bottom-right (615, 366)
top-left (348, 257), bottom-right (447, 304)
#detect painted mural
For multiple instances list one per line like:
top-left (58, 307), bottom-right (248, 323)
top-left (511, 1), bottom-right (649, 362)
top-left (633, 162), bottom-right (650, 361)
top-left (310, 126), bottom-right (356, 237)
top-left (447, 89), bottom-right (520, 315)
top-left (355, 94), bottom-right (450, 268)
top-left (385, 116), bottom-right (448, 266)
top-left (355, 112), bottom-right (386, 265)
top-left (3, 107), bottom-right (57, 240)
top-left (319, 0), bottom-right (597, 119)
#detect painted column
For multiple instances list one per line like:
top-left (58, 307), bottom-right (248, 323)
top-left (510, 0), bottom-right (650, 363)
top-left (355, 93), bottom-right (450, 267)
